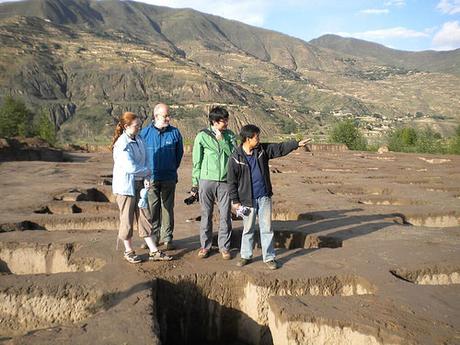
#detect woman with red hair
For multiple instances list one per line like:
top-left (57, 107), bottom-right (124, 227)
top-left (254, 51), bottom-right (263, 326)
top-left (111, 112), bottom-right (172, 263)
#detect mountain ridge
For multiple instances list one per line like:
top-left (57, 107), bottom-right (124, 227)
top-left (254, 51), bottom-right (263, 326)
top-left (310, 34), bottom-right (460, 75)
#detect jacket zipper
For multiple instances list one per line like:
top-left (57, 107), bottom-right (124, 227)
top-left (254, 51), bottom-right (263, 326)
top-left (205, 129), bottom-right (223, 180)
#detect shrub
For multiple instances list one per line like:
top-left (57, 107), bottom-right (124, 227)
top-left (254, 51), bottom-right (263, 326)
top-left (34, 109), bottom-right (56, 145)
top-left (281, 119), bottom-right (298, 134)
top-left (415, 128), bottom-right (444, 153)
top-left (388, 127), bottom-right (417, 151)
top-left (329, 119), bottom-right (367, 150)
top-left (0, 96), bottom-right (33, 137)
top-left (388, 127), bottom-right (446, 154)
top-left (0, 97), bottom-right (57, 145)
top-left (447, 125), bottom-right (460, 154)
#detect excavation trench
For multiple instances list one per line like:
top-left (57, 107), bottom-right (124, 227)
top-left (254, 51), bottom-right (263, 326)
top-left (0, 280), bottom-right (105, 336)
top-left (402, 212), bottom-right (460, 228)
top-left (271, 211), bottom-right (324, 222)
top-left (0, 241), bottom-right (105, 274)
top-left (357, 198), bottom-right (428, 206)
top-left (391, 266), bottom-right (460, 285)
top-left (23, 214), bottom-right (119, 231)
top-left (220, 229), bottom-right (342, 251)
top-left (155, 272), bottom-right (375, 345)
top-left (34, 201), bottom-right (117, 215)
top-left (53, 187), bottom-right (115, 203)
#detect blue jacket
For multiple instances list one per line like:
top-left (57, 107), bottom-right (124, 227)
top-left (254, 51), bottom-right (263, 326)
top-left (112, 132), bottom-right (149, 196)
top-left (140, 124), bottom-right (184, 182)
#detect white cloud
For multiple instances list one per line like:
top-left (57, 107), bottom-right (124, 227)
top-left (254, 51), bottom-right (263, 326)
top-left (437, 0), bottom-right (460, 14)
top-left (337, 27), bottom-right (430, 40)
top-left (136, 0), bottom-right (270, 26)
top-left (384, 0), bottom-right (406, 7)
top-left (432, 21), bottom-right (460, 50)
top-left (359, 9), bottom-right (390, 15)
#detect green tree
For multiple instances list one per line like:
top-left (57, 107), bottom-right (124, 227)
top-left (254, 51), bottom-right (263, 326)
top-left (400, 127), bottom-right (417, 146)
top-left (388, 127), bottom-right (445, 154)
top-left (415, 128), bottom-right (443, 154)
top-left (329, 119), bottom-right (367, 150)
top-left (447, 125), bottom-right (460, 154)
top-left (34, 109), bottom-right (56, 145)
top-left (0, 96), bottom-right (33, 137)
top-left (388, 127), bottom-right (417, 152)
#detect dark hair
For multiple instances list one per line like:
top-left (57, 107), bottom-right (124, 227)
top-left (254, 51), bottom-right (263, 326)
top-left (208, 106), bottom-right (229, 125)
top-left (240, 124), bottom-right (260, 143)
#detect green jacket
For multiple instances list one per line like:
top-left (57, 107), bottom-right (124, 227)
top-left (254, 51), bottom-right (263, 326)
top-left (192, 128), bottom-right (236, 186)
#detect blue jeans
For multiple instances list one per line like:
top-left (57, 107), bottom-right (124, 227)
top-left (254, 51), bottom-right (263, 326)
top-left (240, 196), bottom-right (275, 262)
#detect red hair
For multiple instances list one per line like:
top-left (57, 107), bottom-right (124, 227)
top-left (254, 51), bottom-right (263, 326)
top-left (110, 112), bottom-right (138, 150)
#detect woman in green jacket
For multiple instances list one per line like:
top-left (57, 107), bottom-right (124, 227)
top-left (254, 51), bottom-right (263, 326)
top-left (191, 106), bottom-right (236, 259)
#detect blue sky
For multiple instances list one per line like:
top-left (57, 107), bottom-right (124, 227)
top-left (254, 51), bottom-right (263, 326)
top-left (134, 0), bottom-right (460, 51)
top-left (1, 0), bottom-right (459, 51)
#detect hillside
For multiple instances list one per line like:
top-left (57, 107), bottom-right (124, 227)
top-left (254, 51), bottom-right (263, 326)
top-left (0, 0), bottom-right (458, 142)
top-left (310, 34), bottom-right (460, 75)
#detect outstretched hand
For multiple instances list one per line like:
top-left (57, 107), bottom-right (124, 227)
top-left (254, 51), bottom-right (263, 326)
top-left (298, 138), bottom-right (312, 147)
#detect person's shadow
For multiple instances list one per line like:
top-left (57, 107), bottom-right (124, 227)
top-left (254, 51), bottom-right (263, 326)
top-left (229, 208), bottom-right (407, 267)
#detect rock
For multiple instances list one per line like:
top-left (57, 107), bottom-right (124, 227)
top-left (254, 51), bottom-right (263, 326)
top-left (378, 145), bottom-right (389, 154)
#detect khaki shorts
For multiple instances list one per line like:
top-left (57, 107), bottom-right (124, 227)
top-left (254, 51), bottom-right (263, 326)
top-left (116, 181), bottom-right (152, 240)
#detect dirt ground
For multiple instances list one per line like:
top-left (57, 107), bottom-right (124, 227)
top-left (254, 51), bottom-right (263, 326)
top-left (0, 148), bottom-right (459, 345)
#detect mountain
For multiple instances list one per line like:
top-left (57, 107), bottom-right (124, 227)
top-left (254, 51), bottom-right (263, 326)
top-left (310, 34), bottom-right (460, 75)
top-left (0, 0), bottom-right (459, 143)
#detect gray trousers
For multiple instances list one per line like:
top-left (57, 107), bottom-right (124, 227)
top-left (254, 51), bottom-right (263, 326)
top-left (147, 180), bottom-right (176, 243)
top-left (199, 179), bottom-right (232, 251)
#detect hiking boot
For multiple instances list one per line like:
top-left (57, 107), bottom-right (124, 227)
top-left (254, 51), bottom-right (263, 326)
top-left (221, 249), bottom-right (231, 260)
top-left (197, 248), bottom-right (210, 258)
top-left (236, 258), bottom-right (252, 267)
top-left (265, 259), bottom-right (279, 270)
top-left (149, 250), bottom-right (172, 261)
top-left (124, 250), bottom-right (142, 264)
top-left (165, 242), bottom-right (176, 251)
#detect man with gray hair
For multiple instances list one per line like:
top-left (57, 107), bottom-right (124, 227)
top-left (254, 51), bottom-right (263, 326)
top-left (140, 103), bottom-right (183, 250)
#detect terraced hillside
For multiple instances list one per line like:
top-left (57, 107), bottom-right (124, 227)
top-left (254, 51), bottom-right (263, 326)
top-left (0, 0), bottom-right (459, 142)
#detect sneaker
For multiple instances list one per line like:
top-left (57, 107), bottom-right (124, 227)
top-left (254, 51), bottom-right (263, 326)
top-left (221, 249), bottom-right (231, 260)
top-left (165, 242), bottom-right (176, 251)
top-left (124, 250), bottom-right (142, 264)
top-left (265, 259), bottom-right (279, 270)
top-left (236, 258), bottom-right (252, 267)
top-left (149, 250), bottom-right (173, 261)
top-left (197, 248), bottom-right (210, 258)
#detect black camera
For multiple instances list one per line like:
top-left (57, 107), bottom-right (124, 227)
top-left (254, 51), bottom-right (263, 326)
top-left (184, 187), bottom-right (199, 205)
top-left (184, 193), bottom-right (199, 205)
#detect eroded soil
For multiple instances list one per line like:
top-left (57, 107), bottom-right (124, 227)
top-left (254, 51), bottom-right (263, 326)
top-left (0, 148), bottom-right (459, 344)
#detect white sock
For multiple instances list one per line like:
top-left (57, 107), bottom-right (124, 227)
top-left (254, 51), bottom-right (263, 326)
top-left (144, 236), bottom-right (158, 253)
top-left (123, 239), bottom-right (133, 253)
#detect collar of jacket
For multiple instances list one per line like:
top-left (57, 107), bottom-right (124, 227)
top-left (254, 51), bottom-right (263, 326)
top-left (116, 132), bottom-right (139, 151)
top-left (152, 124), bottom-right (170, 132)
top-left (125, 131), bottom-right (137, 141)
top-left (236, 145), bottom-right (264, 159)
top-left (206, 126), bottom-right (231, 136)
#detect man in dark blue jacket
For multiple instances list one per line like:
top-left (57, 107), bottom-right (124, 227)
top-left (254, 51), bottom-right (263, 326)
top-left (227, 124), bottom-right (310, 269)
top-left (140, 103), bottom-right (183, 250)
